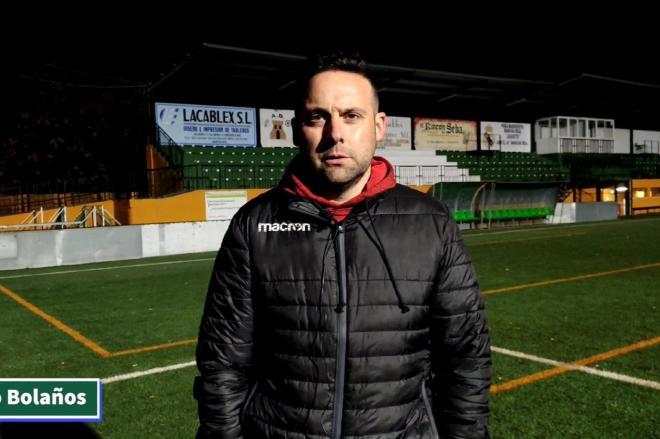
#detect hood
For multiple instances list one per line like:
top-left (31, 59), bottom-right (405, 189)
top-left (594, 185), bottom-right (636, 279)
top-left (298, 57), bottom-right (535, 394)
top-left (281, 155), bottom-right (397, 223)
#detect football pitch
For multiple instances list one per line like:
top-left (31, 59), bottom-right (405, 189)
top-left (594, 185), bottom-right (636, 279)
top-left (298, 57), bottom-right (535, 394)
top-left (1, 217), bottom-right (659, 438)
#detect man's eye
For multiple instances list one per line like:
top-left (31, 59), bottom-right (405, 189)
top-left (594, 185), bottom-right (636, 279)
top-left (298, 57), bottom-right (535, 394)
top-left (307, 114), bottom-right (324, 124)
top-left (345, 113), bottom-right (361, 121)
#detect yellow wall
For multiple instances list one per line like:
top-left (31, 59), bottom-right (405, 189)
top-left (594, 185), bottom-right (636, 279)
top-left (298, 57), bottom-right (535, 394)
top-left (564, 188), bottom-right (599, 203)
top-left (119, 189), bottom-right (270, 225)
top-left (409, 185), bottom-right (432, 194)
top-left (122, 192), bottom-right (206, 224)
top-left (633, 178), bottom-right (660, 188)
top-left (632, 178), bottom-right (660, 214)
top-left (0, 190), bottom-right (274, 229)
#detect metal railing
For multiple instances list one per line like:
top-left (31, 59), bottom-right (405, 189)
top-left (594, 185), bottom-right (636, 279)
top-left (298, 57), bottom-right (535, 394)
top-left (634, 140), bottom-right (660, 155)
top-left (156, 128), bottom-right (185, 168)
top-left (0, 205), bottom-right (120, 232)
top-left (0, 182), bottom-right (116, 216)
top-left (395, 165), bottom-right (470, 185)
top-left (560, 138), bottom-right (614, 154)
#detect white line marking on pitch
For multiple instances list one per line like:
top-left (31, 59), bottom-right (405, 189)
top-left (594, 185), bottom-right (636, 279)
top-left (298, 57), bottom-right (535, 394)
top-left (0, 258), bottom-right (215, 280)
top-left (103, 361), bottom-right (196, 384)
top-left (464, 217), bottom-right (660, 238)
top-left (492, 346), bottom-right (660, 391)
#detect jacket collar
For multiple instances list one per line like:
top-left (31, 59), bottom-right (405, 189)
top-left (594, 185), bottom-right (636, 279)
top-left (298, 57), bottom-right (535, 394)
top-left (279, 154), bottom-right (396, 223)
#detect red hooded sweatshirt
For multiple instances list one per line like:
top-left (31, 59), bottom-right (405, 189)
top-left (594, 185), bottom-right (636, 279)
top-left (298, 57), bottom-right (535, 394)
top-left (283, 156), bottom-right (397, 223)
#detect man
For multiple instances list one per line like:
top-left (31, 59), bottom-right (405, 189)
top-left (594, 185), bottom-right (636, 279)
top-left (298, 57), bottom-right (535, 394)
top-left (194, 52), bottom-right (491, 438)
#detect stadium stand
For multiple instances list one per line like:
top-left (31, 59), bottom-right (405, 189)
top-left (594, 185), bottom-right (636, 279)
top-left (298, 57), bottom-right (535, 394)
top-left (548, 153), bottom-right (660, 181)
top-left (438, 151), bottom-right (570, 182)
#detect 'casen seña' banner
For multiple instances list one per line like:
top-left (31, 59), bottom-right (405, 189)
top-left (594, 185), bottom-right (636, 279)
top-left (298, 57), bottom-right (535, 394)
top-left (414, 118), bottom-right (477, 151)
top-left (0, 379), bottom-right (102, 421)
top-left (156, 102), bottom-right (257, 147)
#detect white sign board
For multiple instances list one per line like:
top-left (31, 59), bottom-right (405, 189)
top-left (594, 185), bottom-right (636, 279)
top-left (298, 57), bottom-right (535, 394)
top-left (377, 116), bottom-right (412, 149)
top-left (205, 191), bottom-right (248, 221)
top-left (414, 118), bottom-right (478, 151)
top-left (156, 102), bottom-right (257, 147)
top-left (480, 121), bottom-right (532, 152)
top-left (259, 109), bottom-right (296, 148)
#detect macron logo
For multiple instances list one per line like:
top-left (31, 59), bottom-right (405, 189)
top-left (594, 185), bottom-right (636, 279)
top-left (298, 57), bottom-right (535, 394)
top-left (258, 222), bottom-right (311, 232)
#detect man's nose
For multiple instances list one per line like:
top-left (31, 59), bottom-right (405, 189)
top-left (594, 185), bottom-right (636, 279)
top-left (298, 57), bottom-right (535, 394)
top-left (327, 116), bottom-right (344, 144)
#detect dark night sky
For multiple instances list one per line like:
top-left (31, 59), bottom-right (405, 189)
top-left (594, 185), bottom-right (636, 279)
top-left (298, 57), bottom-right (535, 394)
top-left (4, 8), bottom-right (659, 129)
top-left (5, 9), bottom-right (658, 87)
top-left (2, 8), bottom-right (658, 192)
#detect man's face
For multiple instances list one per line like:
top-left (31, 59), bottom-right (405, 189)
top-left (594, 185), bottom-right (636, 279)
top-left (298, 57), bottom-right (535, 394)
top-left (296, 71), bottom-right (386, 188)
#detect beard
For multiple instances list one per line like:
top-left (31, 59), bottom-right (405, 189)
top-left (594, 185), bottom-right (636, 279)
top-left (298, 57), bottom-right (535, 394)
top-left (297, 152), bottom-right (373, 197)
top-left (317, 158), bottom-right (370, 186)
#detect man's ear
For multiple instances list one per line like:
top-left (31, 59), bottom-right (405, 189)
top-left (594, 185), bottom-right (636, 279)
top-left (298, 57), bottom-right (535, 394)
top-left (292, 117), bottom-right (302, 147)
top-left (375, 112), bottom-right (386, 142)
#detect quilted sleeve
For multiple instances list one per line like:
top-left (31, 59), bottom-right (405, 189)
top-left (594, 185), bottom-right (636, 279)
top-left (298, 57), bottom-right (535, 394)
top-left (429, 207), bottom-right (491, 439)
top-left (194, 214), bottom-right (254, 439)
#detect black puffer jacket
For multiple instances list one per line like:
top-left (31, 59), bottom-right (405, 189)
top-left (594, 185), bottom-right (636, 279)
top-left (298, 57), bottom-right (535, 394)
top-left (194, 184), bottom-right (491, 438)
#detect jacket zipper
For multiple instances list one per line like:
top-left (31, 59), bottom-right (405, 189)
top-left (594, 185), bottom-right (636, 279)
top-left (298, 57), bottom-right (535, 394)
top-left (331, 224), bottom-right (348, 439)
top-left (421, 380), bottom-right (439, 439)
top-left (286, 201), bottom-right (347, 438)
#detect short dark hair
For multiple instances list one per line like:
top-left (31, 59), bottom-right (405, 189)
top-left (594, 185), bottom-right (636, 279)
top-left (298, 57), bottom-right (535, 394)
top-left (295, 50), bottom-right (379, 112)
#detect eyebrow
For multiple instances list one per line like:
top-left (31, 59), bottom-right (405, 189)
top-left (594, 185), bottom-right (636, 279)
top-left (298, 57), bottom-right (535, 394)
top-left (303, 107), bottom-right (328, 114)
top-left (303, 106), bottom-right (368, 115)
top-left (340, 107), bottom-right (368, 115)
